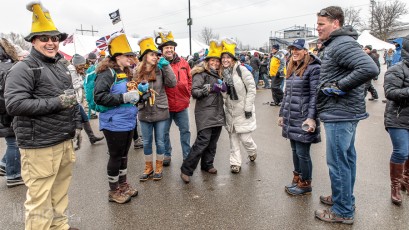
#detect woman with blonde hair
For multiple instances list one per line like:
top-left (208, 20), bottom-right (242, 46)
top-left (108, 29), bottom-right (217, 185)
top-left (386, 48), bottom-right (394, 69)
top-left (278, 39), bottom-right (321, 196)
top-left (134, 37), bottom-right (176, 182)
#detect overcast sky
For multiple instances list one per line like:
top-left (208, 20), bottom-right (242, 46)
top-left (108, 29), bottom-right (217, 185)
top-left (2, 0), bottom-right (409, 48)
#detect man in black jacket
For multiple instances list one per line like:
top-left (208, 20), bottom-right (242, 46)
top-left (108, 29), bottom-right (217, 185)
top-left (363, 45), bottom-right (379, 101)
top-left (4, 2), bottom-right (81, 230)
top-left (314, 6), bottom-right (379, 225)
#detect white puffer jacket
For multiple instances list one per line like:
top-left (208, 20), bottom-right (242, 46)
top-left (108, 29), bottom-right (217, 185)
top-left (224, 62), bottom-right (257, 133)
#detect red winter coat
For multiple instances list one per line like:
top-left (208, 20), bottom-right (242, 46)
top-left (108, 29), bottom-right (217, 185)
top-left (165, 55), bottom-right (192, 112)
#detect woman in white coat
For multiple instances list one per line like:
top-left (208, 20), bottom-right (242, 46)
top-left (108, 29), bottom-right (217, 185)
top-left (221, 38), bottom-right (257, 173)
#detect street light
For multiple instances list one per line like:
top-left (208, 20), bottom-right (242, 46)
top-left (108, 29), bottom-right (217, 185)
top-left (187, 0), bottom-right (192, 55)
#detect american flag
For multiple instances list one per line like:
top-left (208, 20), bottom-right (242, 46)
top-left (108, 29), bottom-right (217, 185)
top-left (63, 34), bottom-right (74, 46)
top-left (95, 29), bottom-right (125, 51)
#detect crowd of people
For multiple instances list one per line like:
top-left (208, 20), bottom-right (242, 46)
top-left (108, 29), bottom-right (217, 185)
top-left (0, 2), bottom-right (408, 229)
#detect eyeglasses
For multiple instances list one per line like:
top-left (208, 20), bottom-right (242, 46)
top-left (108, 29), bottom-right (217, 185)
top-left (37, 35), bottom-right (60, 43)
top-left (317, 9), bottom-right (334, 18)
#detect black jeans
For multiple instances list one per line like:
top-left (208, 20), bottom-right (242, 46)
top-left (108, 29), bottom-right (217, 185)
top-left (364, 80), bottom-right (378, 99)
top-left (290, 140), bottom-right (312, 181)
top-left (181, 126), bottom-right (222, 176)
top-left (103, 130), bottom-right (133, 190)
top-left (271, 76), bottom-right (284, 103)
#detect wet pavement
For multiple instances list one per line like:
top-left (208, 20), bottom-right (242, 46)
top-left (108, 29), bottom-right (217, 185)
top-left (1, 64), bottom-right (409, 229)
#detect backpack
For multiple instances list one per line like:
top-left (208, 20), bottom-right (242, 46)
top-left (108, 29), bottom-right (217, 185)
top-left (84, 65), bottom-right (116, 117)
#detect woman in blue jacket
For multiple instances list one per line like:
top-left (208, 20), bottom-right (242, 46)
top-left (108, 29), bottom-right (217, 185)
top-left (94, 34), bottom-right (140, 204)
top-left (278, 39), bottom-right (321, 196)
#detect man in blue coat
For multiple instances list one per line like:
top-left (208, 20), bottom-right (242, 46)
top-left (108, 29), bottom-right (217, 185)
top-left (314, 6), bottom-right (379, 224)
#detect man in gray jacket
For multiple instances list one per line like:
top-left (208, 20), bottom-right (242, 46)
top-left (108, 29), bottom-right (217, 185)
top-left (314, 6), bottom-right (379, 224)
top-left (4, 2), bottom-right (81, 230)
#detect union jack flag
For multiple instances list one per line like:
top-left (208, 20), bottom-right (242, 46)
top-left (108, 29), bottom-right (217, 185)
top-left (95, 29), bottom-right (125, 51)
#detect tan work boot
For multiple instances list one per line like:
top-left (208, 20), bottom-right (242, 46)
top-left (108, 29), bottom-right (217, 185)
top-left (119, 182), bottom-right (138, 197)
top-left (140, 161), bottom-right (154, 182)
top-left (108, 188), bottom-right (131, 204)
top-left (153, 160), bottom-right (163, 181)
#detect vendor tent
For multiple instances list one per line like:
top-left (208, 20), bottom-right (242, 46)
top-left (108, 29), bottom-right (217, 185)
top-left (357, 30), bottom-right (395, 50)
top-left (59, 34), bottom-right (208, 58)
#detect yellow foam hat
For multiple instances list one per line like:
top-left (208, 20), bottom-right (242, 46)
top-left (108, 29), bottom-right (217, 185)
top-left (155, 30), bottom-right (177, 50)
top-left (107, 33), bottom-right (133, 57)
top-left (221, 38), bottom-right (237, 60)
top-left (25, 1), bottom-right (67, 42)
top-left (205, 39), bottom-right (222, 60)
top-left (138, 36), bottom-right (158, 61)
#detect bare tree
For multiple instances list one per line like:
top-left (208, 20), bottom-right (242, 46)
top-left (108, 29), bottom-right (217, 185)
top-left (371, 0), bottom-right (408, 40)
top-left (198, 27), bottom-right (219, 45)
top-left (0, 32), bottom-right (31, 50)
top-left (343, 7), bottom-right (364, 29)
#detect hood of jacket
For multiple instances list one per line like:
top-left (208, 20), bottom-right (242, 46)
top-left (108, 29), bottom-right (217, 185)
top-left (324, 25), bottom-right (358, 46)
top-left (402, 36), bottom-right (409, 63)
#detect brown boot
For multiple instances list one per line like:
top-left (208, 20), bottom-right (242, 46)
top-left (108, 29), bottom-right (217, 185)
top-left (390, 162), bottom-right (404, 205)
top-left (286, 179), bottom-right (312, 196)
top-left (119, 182), bottom-right (138, 197)
top-left (153, 160), bottom-right (163, 181)
top-left (108, 188), bottom-right (131, 204)
top-left (285, 171), bottom-right (300, 190)
top-left (139, 161), bottom-right (154, 182)
top-left (401, 160), bottom-right (409, 192)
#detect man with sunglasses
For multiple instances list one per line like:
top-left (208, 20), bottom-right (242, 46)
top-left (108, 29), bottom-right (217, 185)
top-left (314, 6), bottom-right (379, 224)
top-left (4, 2), bottom-right (81, 230)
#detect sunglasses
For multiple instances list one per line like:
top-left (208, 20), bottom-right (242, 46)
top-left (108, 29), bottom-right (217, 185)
top-left (317, 9), bottom-right (334, 18)
top-left (37, 35), bottom-right (60, 43)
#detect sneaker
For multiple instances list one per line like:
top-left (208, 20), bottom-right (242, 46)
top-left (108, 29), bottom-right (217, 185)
top-left (249, 153), bottom-right (257, 162)
top-left (180, 172), bottom-right (190, 183)
top-left (133, 137), bottom-right (143, 149)
top-left (230, 165), bottom-right (241, 174)
top-left (202, 167), bottom-right (217, 174)
top-left (163, 156), bottom-right (171, 167)
top-left (7, 177), bottom-right (25, 188)
top-left (108, 189), bottom-right (131, 204)
top-left (0, 165), bottom-right (5, 177)
top-left (90, 114), bottom-right (98, 119)
top-left (382, 99), bottom-right (387, 103)
top-left (314, 209), bottom-right (354, 225)
top-left (368, 97), bottom-right (378, 101)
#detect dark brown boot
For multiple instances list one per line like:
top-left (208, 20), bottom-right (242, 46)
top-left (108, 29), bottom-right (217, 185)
top-left (83, 121), bottom-right (104, 144)
top-left (390, 162), bottom-right (404, 205)
top-left (401, 160), bottom-right (409, 192)
top-left (285, 171), bottom-right (300, 190)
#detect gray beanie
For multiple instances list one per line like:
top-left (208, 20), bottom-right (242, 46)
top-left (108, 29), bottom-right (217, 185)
top-left (72, 54), bottom-right (86, 66)
top-left (88, 52), bottom-right (97, 59)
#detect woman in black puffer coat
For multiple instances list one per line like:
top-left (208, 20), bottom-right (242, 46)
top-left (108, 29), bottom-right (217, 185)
top-left (278, 39), bottom-right (321, 196)
top-left (383, 35), bottom-right (409, 206)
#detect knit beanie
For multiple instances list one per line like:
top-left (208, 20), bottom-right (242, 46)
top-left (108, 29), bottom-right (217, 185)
top-left (72, 54), bottom-right (86, 66)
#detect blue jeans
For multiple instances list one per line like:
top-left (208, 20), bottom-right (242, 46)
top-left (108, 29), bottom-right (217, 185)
top-left (140, 120), bottom-right (167, 156)
top-left (0, 136), bottom-right (21, 179)
top-left (164, 109), bottom-right (191, 160)
top-left (252, 70), bottom-right (259, 89)
top-left (387, 128), bottom-right (409, 164)
top-left (79, 105), bottom-right (89, 122)
top-left (324, 121), bottom-right (358, 218)
top-left (290, 140), bottom-right (312, 181)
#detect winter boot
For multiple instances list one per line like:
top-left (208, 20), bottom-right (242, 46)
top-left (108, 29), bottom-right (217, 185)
top-left (119, 182), bottom-right (138, 197)
top-left (83, 121), bottom-right (104, 144)
top-left (390, 162), bottom-right (404, 205)
top-left (163, 156), bottom-right (171, 167)
top-left (108, 188), bottom-right (131, 204)
top-left (286, 179), bottom-right (312, 196)
top-left (285, 171), bottom-right (300, 191)
top-left (140, 161), bottom-right (154, 182)
top-left (401, 160), bottom-right (409, 192)
top-left (153, 160), bottom-right (163, 181)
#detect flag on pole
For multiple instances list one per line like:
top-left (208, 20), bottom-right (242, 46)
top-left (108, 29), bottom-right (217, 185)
top-left (63, 34), bottom-right (74, 46)
top-left (109, 9), bottom-right (121, 25)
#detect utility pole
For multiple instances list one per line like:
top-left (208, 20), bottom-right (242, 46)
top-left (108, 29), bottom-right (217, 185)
top-left (187, 0), bottom-right (192, 55)
top-left (76, 24), bottom-right (99, 36)
top-left (370, 0), bottom-right (375, 32)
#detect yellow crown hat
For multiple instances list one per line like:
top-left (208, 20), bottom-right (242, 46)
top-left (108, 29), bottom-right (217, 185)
top-left (155, 29), bottom-right (177, 50)
top-left (138, 36), bottom-right (159, 61)
top-left (24, 1), bottom-right (67, 42)
top-left (205, 39), bottom-right (222, 60)
top-left (107, 33), bottom-right (134, 57)
top-left (221, 38), bottom-right (238, 60)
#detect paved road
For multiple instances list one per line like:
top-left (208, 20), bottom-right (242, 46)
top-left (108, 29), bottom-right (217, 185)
top-left (1, 64), bottom-right (409, 229)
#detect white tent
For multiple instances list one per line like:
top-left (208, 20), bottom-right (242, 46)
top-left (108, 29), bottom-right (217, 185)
top-left (59, 34), bottom-right (208, 58)
top-left (357, 30), bottom-right (395, 50)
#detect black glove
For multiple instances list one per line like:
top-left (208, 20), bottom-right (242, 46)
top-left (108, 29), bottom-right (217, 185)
top-left (245, 111), bottom-right (252, 119)
top-left (202, 87), bottom-right (209, 97)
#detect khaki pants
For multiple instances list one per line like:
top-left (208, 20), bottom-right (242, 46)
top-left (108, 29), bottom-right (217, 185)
top-left (229, 131), bottom-right (257, 166)
top-left (20, 140), bottom-right (76, 230)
